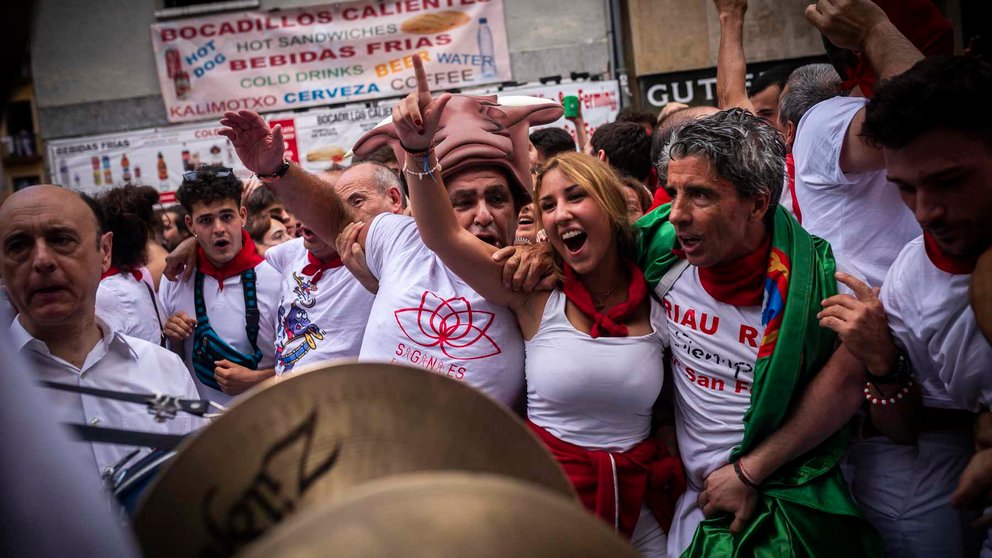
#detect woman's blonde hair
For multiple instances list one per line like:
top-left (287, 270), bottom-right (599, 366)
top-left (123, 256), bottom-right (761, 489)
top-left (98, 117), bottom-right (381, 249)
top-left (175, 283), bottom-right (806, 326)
top-left (533, 152), bottom-right (639, 276)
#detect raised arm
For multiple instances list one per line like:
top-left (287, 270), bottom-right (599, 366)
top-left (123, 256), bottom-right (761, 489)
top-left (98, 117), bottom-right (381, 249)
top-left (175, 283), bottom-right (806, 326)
top-left (714, 0), bottom-right (755, 112)
top-left (218, 111), bottom-right (360, 250)
top-left (805, 0), bottom-right (924, 173)
top-left (395, 56), bottom-right (529, 310)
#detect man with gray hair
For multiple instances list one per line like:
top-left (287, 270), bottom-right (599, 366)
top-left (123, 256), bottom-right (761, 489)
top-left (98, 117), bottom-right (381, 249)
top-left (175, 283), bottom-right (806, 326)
top-left (634, 108), bottom-right (882, 556)
top-left (260, 162), bottom-right (405, 374)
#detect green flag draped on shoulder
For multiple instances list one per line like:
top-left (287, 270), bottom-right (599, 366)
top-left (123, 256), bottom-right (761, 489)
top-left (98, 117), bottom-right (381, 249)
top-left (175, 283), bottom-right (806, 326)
top-left (634, 204), bottom-right (883, 558)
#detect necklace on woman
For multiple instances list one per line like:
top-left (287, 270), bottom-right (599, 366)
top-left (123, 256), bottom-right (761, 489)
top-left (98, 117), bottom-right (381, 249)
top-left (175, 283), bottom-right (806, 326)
top-left (590, 286), bottom-right (616, 311)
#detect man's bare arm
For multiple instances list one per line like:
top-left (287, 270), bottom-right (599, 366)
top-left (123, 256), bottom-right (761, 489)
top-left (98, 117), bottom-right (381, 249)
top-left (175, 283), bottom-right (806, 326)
top-left (805, 0), bottom-right (924, 173)
top-left (218, 110), bottom-right (359, 250)
top-left (714, 0), bottom-right (755, 112)
top-left (743, 344), bottom-right (865, 483)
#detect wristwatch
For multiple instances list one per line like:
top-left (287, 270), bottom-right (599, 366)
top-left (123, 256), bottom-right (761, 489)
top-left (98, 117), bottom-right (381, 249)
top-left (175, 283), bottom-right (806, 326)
top-left (255, 158), bottom-right (290, 184)
top-left (864, 349), bottom-right (912, 384)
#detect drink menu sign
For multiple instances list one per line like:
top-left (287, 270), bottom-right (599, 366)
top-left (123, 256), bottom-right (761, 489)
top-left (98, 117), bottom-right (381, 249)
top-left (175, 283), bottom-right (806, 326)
top-left (151, 0), bottom-right (512, 122)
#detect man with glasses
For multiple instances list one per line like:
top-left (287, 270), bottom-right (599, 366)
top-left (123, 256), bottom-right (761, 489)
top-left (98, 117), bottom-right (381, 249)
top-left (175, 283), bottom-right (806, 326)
top-left (159, 165), bottom-right (281, 405)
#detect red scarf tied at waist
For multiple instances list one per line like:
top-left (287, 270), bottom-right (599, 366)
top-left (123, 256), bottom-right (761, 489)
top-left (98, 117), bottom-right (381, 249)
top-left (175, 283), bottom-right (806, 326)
top-left (529, 421), bottom-right (685, 538)
top-left (300, 251), bottom-right (343, 284)
top-left (561, 261), bottom-right (648, 338)
top-left (196, 229), bottom-right (264, 291)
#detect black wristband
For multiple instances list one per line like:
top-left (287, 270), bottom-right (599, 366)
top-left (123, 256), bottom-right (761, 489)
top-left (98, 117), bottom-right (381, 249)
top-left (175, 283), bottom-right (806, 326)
top-left (256, 158), bottom-right (290, 183)
top-left (399, 139), bottom-right (433, 156)
top-left (864, 349), bottom-right (912, 385)
top-left (734, 459), bottom-right (760, 492)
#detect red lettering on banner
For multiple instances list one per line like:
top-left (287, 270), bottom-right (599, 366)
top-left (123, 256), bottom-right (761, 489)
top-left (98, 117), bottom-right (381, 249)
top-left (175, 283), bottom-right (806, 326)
top-left (738, 325), bottom-right (758, 348)
top-left (268, 118), bottom-right (298, 163)
top-left (735, 380), bottom-right (750, 394)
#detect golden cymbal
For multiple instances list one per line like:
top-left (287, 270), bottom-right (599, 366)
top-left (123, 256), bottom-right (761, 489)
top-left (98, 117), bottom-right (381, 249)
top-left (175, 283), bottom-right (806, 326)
top-left (132, 362), bottom-right (572, 558)
top-left (242, 472), bottom-right (641, 558)
top-left (972, 246), bottom-right (992, 343)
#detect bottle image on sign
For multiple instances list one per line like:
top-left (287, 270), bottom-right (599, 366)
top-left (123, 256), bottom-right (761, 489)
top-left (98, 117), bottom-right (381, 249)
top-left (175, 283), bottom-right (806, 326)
top-left (157, 152), bottom-right (168, 182)
top-left (134, 166), bottom-right (142, 181)
top-left (174, 70), bottom-right (191, 100)
top-left (121, 153), bottom-right (132, 183)
top-left (477, 18), bottom-right (497, 78)
top-left (181, 149), bottom-right (192, 172)
top-left (164, 48), bottom-right (181, 78)
top-left (92, 156), bottom-right (102, 186)
top-left (59, 159), bottom-right (70, 186)
top-left (102, 155), bottom-right (112, 185)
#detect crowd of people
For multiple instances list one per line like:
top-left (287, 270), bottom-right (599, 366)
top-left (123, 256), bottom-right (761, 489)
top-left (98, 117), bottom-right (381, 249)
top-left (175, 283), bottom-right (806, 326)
top-left (2, 0), bottom-right (991, 556)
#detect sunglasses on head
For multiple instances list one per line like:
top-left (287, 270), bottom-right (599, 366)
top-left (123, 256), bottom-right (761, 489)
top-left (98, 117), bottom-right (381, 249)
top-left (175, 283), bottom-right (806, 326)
top-left (183, 168), bottom-right (233, 182)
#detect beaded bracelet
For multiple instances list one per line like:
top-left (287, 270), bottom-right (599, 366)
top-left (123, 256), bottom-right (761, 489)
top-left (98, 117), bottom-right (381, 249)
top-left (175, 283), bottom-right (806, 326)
top-left (864, 379), bottom-right (914, 406)
top-left (402, 159), bottom-right (442, 181)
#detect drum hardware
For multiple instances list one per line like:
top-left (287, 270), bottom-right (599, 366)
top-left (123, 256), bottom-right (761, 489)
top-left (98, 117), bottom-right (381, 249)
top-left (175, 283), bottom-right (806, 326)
top-left (39, 380), bottom-right (225, 420)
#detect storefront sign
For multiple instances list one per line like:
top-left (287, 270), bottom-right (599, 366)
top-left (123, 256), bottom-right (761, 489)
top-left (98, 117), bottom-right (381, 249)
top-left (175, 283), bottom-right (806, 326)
top-left (151, 0), bottom-right (512, 122)
top-left (637, 56), bottom-right (827, 109)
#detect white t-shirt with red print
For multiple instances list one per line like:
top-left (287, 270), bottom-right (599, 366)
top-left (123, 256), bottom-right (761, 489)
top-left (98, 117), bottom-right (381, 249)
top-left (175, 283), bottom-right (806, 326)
top-left (881, 236), bottom-right (992, 412)
top-left (360, 213), bottom-right (525, 408)
top-left (659, 258), bottom-right (863, 555)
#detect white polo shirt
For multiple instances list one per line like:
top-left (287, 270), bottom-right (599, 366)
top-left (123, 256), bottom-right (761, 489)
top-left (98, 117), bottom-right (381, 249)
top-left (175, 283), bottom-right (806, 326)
top-left (881, 236), bottom-right (992, 412)
top-left (794, 96), bottom-right (920, 287)
top-left (264, 238), bottom-right (373, 374)
top-left (359, 213), bottom-right (525, 408)
top-left (9, 316), bottom-right (204, 481)
top-left (158, 261), bottom-right (281, 405)
top-left (96, 267), bottom-right (163, 346)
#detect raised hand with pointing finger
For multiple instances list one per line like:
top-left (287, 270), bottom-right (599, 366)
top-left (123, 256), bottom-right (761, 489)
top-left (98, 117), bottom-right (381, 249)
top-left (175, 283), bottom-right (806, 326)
top-left (391, 55), bottom-right (452, 157)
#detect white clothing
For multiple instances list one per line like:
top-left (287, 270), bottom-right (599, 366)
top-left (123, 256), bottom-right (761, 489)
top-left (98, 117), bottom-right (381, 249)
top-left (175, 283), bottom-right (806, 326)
top-left (794, 96), bottom-right (920, 287)
top-left (660, 260), bottom-right (861, 555)
top-left (362, 213), bottom-right (525, 408)
top-left (158, 261), bottom-right (281, 405)
top-left (845, 431), bottom-right (980, 558)
top-left (95, 267), bottom-right (163, 346)
top-left (8, 316), bottom-right (203, 481)
top-left (526, 289), bottom-right (666, 452)
top-left (881, 236), bottom-right (992, 411)
top-left (525, 288), bottom-right (668, 557)
top-left (266, 238), bottom-right (373, 374)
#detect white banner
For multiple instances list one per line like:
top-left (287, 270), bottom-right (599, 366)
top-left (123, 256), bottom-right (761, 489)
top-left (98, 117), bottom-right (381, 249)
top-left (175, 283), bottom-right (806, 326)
top-left (151, 0), bottom-right (512, 123)
top-left (47, 80), bottom-right (622, 201)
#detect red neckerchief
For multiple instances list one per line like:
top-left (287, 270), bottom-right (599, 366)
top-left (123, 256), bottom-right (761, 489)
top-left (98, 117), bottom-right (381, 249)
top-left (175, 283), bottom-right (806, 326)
top-left (924, 232), bottom-right (978, 275)
top-left (786, 153), bottom-right (802, 224)
top-left (528, 421), bottom-right (685, 538)
top-left (698, 233), bottom-right (771, 306)
top-left (196, 229), bottom-right (264, 291)
top-left (561, 260), bottom-right (648, 338)
top-left (101, 266), bottom-right (143, 281)
top-left (648, 185), bottom-right (671, 212)
top-left (301, 251), bottom-right (343, 285)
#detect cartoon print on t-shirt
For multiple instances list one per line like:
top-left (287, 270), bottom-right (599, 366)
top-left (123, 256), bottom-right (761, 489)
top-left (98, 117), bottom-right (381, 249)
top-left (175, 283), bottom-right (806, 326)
top-left (291, 271), bottom-right (316, 308)
top-left (394, 290), bottom-right (502, 361)
top-left (275, 302), bottom-right (326, 372)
